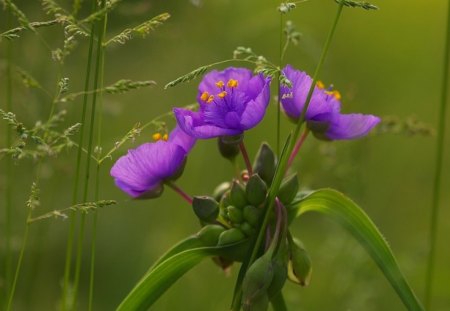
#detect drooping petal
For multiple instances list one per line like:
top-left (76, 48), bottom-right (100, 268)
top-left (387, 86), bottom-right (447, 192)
top-left (240, 79), bottom-right (271, 129)
top-left (325, 113), bottom-right (381, 140)
top-left (168, 126), bottom-right (197, 153)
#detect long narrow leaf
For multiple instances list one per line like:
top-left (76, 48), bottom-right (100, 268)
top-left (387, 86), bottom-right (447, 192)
top-left (117, 241), bottom-right (244, 311)
top-left (288, 188), bottom-right (424, 311)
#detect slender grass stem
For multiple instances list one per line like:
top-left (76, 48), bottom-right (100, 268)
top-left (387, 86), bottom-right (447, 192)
top-left (231, 3), bottom-right (344, 310)
top-left (277, 12), bottom-right (284, 155)
top-left (287, 128), bottom-right (309, 168)
top-left (425, 0), bottom-right (450, 308)
top-left (4, 8), bottom-right (13, 306)
top-left (88, 11), bottom-right (108, 311)
top-left (239, 141), bottom-right (253, 175)
top-left (166, 182), bottom-right (193, 205)
top-left (62, 2), bottom-right (98, 308)
top-left (72, 1), bottom-right (107, 308)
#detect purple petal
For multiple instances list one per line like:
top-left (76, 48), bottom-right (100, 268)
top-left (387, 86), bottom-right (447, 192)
top-left (168, 126), bottom-right (196, 152)
top-left (240, 79), bottom-right (271, 129)
top-left (325, 113), bottom-right (381, 140)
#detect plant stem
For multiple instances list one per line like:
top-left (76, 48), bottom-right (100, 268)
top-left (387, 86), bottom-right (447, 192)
top-left (271, 291), bottom-right (288, 311)
top-left (287, 128), bottom-right (309, 168)
top-left (425, 0), bottom-right (450, 308)
top-left (231, 3), bottom-right (344, 310)
top-left (72, 0), bottom-right (107, 308)
top-left (62, 2), bottom-right (98, 308)
top-left (239, 141), bottom-right (253, 175)
top-left (4, 8), bottom-right (13, 307)
top-left (166, 182), bottom-right (193, 205)
top-left (88, 10), bottom-right (108, 311)
top-left (277, 12), bottom-right (284, 155)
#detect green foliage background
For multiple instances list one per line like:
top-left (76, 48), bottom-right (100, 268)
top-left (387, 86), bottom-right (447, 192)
top-left (0, 0), bottom-right (449, 310)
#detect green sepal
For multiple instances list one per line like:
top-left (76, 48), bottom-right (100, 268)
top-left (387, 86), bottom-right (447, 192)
top-left (192, 196), bottom-right (219, 223)
top-left (287, 237), bottom-right (312, 286)
top-left (218, 137), bottom-right (240, 160)
top-left (277, 174), bottom-right (299, 205)
top-left (246, 174), bottom-right (267, 206)
top-left (267, 238), bottom-right (288, 298)
top-left (253, 143), bottom-right (276, 186)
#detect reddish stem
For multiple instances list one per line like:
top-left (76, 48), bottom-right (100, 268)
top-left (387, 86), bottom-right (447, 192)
top-left (239, 141), bottom-right (253, 175)
top-left (287, 128), bottom-right (310, 169)
top-left (166, 182), bottom-right (193, 205)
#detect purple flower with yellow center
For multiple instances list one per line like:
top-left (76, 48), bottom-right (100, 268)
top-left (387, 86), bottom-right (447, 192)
top-left (280, 65), bottom-right (380, 140)
top-left (110, 126), bottom-right (196, 198)
top-left (173, 67), bottom-right (271, 139)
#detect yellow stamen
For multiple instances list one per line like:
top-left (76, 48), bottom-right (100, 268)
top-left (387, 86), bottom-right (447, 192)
top-left (316, 81), bottom-right (325, 89)
top-left (218, 91), bottom-right (227, 98)
top-left (152, 133), bottom-right (162, 141)
top-left (162, 134), bottom-right (169, 141)
top-left (200, 91), bottom-right (210, 102)
top-left (227, 79), bottom-right (238, 88)
top-left (325, 90), bottom-right (342, 101)
top-left (207, 95), bottom-right (215, 103)
top-left (215, 80), bottom-right (225, 88)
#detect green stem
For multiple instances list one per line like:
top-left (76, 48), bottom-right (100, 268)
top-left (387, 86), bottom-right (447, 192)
top-left (4, 8), bottom-right (13, 306)
top-left (62, 2), bottom-right (98, 308)
top-left (231, 3), bottom-right (345, 310)
top-left (277, 12), bottom-right (284, 156)
top-left (425, 0), bottom-right (450, 308)
top-left (72, 0), bottom-right (107, 308)
top-left (88, 10), bottom-right (108, 311)
top-left (271, 292), bottom-right (288, 311)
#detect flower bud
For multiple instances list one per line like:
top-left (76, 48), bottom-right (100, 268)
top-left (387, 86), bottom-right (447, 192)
top-left (197, 225), bottom-right (226, 246)
top-left (245, 174), bottom-right (267, 206)
top-left (230, 181), bottom-right (248, 208)
top-left (192, 196), bottom-right (219, 223)
top-left (227, 205), bottom-right (244, 224)
top-left (288, 238), bottom-right (312, 286)
top-left (239, 222), bottom-right (255, 236)
top-left (242, 252), bottom-right (274, 310)
top-left (267, 240), bottom-right (288, 298)
top-left (253, 143), bottom-right (276, 186)
top-left (243, 205), bottom-right (262, 227)
top-left (242, 293), bottom-right (269, 311)
top-left (277, 174), bottom-right (299, 205)
top-left (217, 228), bottom-right (246, 246)
top-left (217, 137), bottom-right (240, 160)
top-left (213, 182), bottom-right (231, 201)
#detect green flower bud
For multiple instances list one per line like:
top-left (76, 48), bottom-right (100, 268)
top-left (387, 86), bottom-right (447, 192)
top-left (217, 228), bottom-right (246, 246)
top-left (245, 174), bottom-right (267, 206)
top-left (217, 137), bottom-right (240, 160)
top-left (267, 239), bottom-right (288, 299)
top-left (242, 252), bottom-right (274, 310)
top-left (192, 196), bottom-right (219, 223)
top-left (239, 222), bottom-right (255, 236)
top-left (253, 143), bottom-right (276, 186)
top-left (278, 174), bottom-right (299, 205)
top-left (213, 182), bottom-right (231, 201)
top-left (230, 181), bottom-right (248, 208)
top-left (227, 205), bottom-right (244, 224)
top-left (197, 225), bottom-right (226, 246)
top-left (243, 205), bottom-right (262, 227)
top-left (242, 293), bottom-right (269, 311)
top-left (288, 238), bottom-right (312, 286)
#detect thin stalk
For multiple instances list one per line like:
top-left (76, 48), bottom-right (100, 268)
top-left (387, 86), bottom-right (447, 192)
top-left (277, 12), bottom-right (284, 155)
top-left (166, 182), bottom-right (193, 205)
top-left (62, 1), bottom-right (98, 307)
top-left (72, 0), bottom-right (107, 308)
top-left (238, 141), bottom-right (253, 175)
top-left (6, 209), bottom-right (32, 311)
top-left (231, 3), bottom-right (344, 310)
top-left (88, 11), bottom-right (108, 311)
top-left (4, 8), bottom-right (13, 305)
top-left (287, 128), bottom-right (309, 168)
top-left (425, 0), bottom-right (450, 308)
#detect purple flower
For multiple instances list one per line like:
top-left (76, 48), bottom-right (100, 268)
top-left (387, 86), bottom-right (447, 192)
top-left (110, 126), bottom-right (196, 198)
top-left (280, 65), bottom-right (380, 140)
top-left (174, 67), bottom-right (271, 139)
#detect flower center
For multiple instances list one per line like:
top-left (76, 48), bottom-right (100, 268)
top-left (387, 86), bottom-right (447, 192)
top-left (152, 132), bottom-right (168, 141)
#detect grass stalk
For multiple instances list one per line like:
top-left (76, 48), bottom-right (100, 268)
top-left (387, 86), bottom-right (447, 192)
top-left (61, 2), bottom-right (98, 307)
top-left (231, 2), bottom-right (345, 309)
top-left (277, 12), bottom-right (283, 155)
top-left (424, 0), bottom-right (450, 308)
top-left (72, 1), bottom-right (107, 308)
top-left (88, 10), bottom-right (108, 311)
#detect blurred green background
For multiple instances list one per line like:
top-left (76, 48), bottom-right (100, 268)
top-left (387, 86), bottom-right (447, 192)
top-left (1, 0), bottom-right (449, 310)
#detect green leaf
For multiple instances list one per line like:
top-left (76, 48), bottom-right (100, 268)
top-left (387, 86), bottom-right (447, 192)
top-left (117, 237), bottom-right (245, 311)
top-left (288, 189), bottom-right (424, 311)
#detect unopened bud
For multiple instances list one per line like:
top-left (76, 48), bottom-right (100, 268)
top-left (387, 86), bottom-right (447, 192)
top-left (197, 225), bottom-right (226, 246)
top-left (217, 228), bottom-right (246, 246)
top-left (230, 181), bottom-right (248, 208)
top-left (242, 252), bottom-right (274, 310)
top-left (192, 196), bottom-right (219, 223)
top-left (246, 174), bottom-right (267, 206)
top-left (227, 205), bottom-right (244, 224)
top-left (243, 205), bottom-right (262, 227)
top-left (288, 238), bottom-right (312, 286)
top-left (213, 182), bottom-right (231, 201)
top-left (239, 222), bottom-right (255, 236)
top-left (253, 143), bottom-right (276, 186)
top-left (277, 174), bottom-right (299, 205)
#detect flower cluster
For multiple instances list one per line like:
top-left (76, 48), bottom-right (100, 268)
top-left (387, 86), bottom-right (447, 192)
top-left (110, 65), bottom-right (380, 198)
